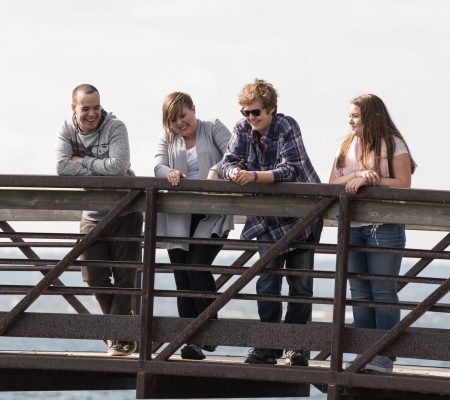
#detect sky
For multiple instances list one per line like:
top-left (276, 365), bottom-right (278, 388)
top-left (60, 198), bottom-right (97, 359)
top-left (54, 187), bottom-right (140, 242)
top-left (0, 0), bottom-right (449, 252)
top-left (1, 0), bottom-right (449, 191)
top-left (0, 0), bottom-right (449, 335)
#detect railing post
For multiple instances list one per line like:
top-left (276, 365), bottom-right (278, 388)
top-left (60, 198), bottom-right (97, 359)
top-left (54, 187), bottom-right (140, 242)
top-left (137, 189), bottom-right (158, 399)
top-left (328, 195), bottom-right (351, 400)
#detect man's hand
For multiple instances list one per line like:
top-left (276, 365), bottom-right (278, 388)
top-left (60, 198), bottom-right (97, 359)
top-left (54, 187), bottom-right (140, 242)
top-left (71, 155), bottom-right (84, 164)
top-left (228, 167), bottom-right (241, 182)
top-left (230, 168), bottom-right (256, 185)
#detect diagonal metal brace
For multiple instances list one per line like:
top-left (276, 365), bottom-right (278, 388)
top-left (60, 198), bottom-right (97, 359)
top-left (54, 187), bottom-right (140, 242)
top-left (0, 221), bottom-right (90, 315)
top-left (397, 233), bottom-right (450, 291)
top-left (0, 190), bottom-right (141, 336)
top-left (215, 250), bottom-right (256, 290)
top-left (347, 274), bottom-right (450, 373)
top-left (156, 196), bottom-right (335, 361)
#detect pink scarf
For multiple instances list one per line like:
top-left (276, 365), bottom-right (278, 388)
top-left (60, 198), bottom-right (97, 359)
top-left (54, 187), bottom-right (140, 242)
top-left (334, 136), bottom-right (389, 178)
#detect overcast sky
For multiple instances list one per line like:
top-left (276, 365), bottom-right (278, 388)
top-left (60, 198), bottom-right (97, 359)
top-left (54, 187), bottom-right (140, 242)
top-left (1, 0), bottom-right (449, 191)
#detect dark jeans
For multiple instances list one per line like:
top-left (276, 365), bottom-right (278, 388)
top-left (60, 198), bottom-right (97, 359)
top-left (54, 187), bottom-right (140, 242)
top-left (256, 221), bottom-right (322, 325)
top-left (80, 212), bottom-right (143, 315)
top-left (168, 214), bottom-right (223, 319)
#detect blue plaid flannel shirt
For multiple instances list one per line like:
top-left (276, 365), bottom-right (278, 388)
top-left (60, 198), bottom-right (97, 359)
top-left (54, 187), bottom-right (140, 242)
top-left (222, 113), bottom-right (321, 247)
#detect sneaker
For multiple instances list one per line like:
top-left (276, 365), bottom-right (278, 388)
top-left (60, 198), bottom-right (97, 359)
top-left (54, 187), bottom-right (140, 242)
top-left (107, 340), bottom-right (137, 356)
top-left (244, 348), bottom-right (279, 365)
top-left (285, 350), bottom-right (309, 366)
top-left (365, 355), bottom-right (393, 373)
top-left (181, 344), bottom-right (206, 360)
top-left (201, 344), bottom-right (217, 352)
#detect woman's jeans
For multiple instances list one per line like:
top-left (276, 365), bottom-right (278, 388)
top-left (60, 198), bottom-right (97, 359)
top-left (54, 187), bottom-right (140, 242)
top-left (348, 224), bottom-right (406, 331)
top-left (168, 214), bottom-right (223, 319)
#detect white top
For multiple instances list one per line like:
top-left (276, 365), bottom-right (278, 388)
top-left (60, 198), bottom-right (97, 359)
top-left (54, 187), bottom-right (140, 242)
top-left (334, 136), bottom-right (408, 158)
top-left (345, 136), bottom-right (409, 228)
top-left (393, 136), bottom-right (408, 157)
top-left (186, 146), bottom-right (201, 179)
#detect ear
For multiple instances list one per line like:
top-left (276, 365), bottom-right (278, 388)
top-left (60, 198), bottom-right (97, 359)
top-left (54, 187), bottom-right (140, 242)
top-left (191, 104), bottom-right (196, 114)
top-left (71, 103), bottom-right (76, 113)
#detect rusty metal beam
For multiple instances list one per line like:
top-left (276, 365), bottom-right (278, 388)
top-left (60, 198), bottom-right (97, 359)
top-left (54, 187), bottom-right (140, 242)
top-left (0, 231), bottom-right (142, 242)
top-left (2, 313), bottom-right (450, 361)
top-left (136, 189), bottom-right (158, 399)
top-left (329, 196), bottom-right (351, 375)
top-left (139, 189), bottom-right (158, 361)
top-left (0, 190), bottom-right (141, 336)
top-left (1, 175), bottom-right (450, 206)
top-left (214, 250), bottom-right (256, 290)
top-left (155, 197), bottom-right (335, 361)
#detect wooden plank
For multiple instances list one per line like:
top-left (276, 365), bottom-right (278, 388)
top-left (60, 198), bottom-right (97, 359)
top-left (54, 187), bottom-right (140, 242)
top-left (1, 190), bottom-right (450, 230)
top-left (0, 209), bottom-right (82, 221)
top-left (0, 189), bottom-right (144, 212)
top-left (1, 352), bottom-right (450, 381)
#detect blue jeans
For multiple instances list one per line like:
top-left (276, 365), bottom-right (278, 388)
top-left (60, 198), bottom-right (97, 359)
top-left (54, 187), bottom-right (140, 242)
top-left (256, 222), bottom-right (322, 326)
top-left (348, 224), bottom-right (406, 331)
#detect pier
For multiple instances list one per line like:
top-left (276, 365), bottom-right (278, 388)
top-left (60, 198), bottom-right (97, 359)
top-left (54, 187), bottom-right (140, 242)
top-left (0, 174), bottom-right (449, 399)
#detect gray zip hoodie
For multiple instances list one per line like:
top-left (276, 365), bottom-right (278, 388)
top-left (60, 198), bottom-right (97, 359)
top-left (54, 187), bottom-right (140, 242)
top-left (55, 111), bottom-right (133, 221)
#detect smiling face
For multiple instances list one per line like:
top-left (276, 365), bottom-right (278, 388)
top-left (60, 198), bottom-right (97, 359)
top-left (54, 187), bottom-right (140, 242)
top-left (242, 98), bottom-right (274, 134)
top-left (348, 103), bottom-right (364, 137)
top-left (72, 91), bottom-right (102, 132)
top-left (169, 105), bottom-right (198, 139)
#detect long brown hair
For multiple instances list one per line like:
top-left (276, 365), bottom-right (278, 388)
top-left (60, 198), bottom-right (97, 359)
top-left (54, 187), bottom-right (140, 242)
top-left (336, 94), bottom-right (417, 176)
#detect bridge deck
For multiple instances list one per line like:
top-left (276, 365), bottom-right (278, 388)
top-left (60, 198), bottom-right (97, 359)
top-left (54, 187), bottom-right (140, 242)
top-left (1, 350), bottom-right (449, 399)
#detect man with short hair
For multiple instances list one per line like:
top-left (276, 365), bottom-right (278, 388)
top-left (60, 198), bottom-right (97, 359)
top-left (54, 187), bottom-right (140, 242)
top-left (222, 79), bottom-right (322, 366)
top-left (55, 84), bottom-right (142, 356)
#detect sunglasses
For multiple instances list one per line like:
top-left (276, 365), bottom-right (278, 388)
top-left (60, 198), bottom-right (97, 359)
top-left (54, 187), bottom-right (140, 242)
top-left (240, 107), bottom-right (264, 117)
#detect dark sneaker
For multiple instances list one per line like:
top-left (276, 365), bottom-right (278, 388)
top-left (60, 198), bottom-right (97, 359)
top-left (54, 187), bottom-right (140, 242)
top-left (285, 350), bottom-right (308, 366)
top-left (181, 344), bottom-right (206, 360)
top-left (107, 340), bottom-right (137, 356)
top-left (365, 355), bottom-right (393, 373)
top-left (201, 344), bottom-right (217, 352)
top-left (244, 348), bottom-right (278, 364)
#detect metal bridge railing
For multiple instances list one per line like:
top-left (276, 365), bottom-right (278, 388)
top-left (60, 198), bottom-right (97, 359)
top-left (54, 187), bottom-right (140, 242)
top-left (0, 175), bottom-right (449, 400)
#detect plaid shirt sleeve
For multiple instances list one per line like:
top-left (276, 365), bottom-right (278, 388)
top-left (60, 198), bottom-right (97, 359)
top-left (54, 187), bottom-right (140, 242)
top-left (222, 120), bottom-right (249, 180)
top-left (271, 116), bottom-right (320, 183)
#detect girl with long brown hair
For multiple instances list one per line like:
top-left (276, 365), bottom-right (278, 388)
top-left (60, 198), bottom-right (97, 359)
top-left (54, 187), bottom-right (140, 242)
top-left (329, 94), bottom-right (416, 373)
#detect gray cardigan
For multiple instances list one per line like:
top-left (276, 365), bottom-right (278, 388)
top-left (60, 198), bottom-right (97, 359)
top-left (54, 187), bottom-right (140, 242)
top-left (154, 119), bottom-right (234, 250)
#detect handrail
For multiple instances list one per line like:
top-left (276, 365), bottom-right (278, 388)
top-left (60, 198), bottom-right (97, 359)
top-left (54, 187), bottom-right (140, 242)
top-left (1, 174), bottom-right (450, 399)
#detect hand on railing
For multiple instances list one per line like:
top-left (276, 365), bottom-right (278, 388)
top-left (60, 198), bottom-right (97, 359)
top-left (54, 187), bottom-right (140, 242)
top-left (167, 169), bottom-right (186, 186)
top-left (346, 170), bottom-right (380, 194)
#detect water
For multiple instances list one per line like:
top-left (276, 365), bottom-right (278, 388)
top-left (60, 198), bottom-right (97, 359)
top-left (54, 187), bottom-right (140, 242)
top-left (1, 231), bottom-right (449, 399)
